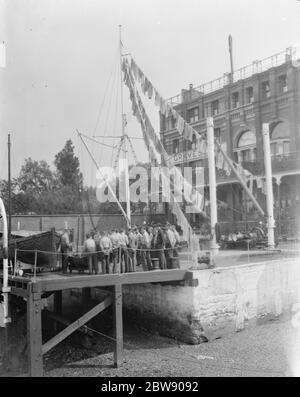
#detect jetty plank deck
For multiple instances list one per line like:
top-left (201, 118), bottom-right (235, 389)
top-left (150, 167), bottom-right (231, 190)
top-left (0, 268), bottom-right (193, 377)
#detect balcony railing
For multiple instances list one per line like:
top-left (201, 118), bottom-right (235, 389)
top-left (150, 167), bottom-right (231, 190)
top-left (167, 46), bottom-right (300, 106)
top-left (217, 151), bottom-right (300, 183)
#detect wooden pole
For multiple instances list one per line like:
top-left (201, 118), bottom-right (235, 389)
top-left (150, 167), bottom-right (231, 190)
top-left (113, 283), bottom-right (123, 367)
top-left (119, 25), bottom-right (131, 227)
top-left (207, 117), bottom-right (219, 255)
top-left (27, 284), bottom-right (43, 377)
top-left (51, 227), bottom-right (56, 269)
top-left (228, 35), bottom-right (234, 83)
top-left (53, 290), bottom-right (62, 334)
top-left (262, 123), bottom-right (275, 248)
top-left (76, 215), bottom-right (80, 251)
top-left (7, 134), bottom-right (11, 243)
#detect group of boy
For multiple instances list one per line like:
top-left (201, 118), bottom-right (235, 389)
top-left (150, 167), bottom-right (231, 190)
top-left (82, 223), bottom-right (182, 275)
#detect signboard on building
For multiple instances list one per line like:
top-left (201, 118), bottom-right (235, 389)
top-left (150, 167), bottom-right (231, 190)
top-left (173, 149), bottom-right (206, 165)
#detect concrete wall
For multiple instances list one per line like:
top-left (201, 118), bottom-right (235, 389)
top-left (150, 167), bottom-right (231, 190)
top-left (123, 257), bottom-right (300, 344)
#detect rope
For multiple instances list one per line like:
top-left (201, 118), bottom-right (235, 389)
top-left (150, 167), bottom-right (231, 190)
top-left (14, 243), bottom-right (188, 256)
top-left (93, 49), bottom-right (119, 137)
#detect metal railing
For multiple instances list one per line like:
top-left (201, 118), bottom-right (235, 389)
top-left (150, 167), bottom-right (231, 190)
top-left (167, 46), bottom-right (300, 106)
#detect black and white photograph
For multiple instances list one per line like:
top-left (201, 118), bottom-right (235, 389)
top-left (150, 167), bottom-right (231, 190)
top-left (0, 0), bottom-right (300, 380)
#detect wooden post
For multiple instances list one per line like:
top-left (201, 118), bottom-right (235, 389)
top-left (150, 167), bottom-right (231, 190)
top-left (207, 117), bottom-right (219, 255)
top-left (27, 284), bottom-right (43, 377)
top-left (76, 215), bottom-right (80, 251)
top-left (54, 291), bottom-right (62, 315)
top-left (82, 288), bottom-right (91, 312)
top-left (113, 283), bottom-right (123, 367)
top-left (53, 290), bottom-right (62, 334)
top-left (81, 215), bottom-right (85, 246)
top-left (262, 123), bottom-right (275, 248)
top-left (51, 227), bottom-right (56, 269)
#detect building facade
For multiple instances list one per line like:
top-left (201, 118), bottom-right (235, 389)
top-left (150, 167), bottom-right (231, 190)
top-left (159, 47), bottom-right (300, 237)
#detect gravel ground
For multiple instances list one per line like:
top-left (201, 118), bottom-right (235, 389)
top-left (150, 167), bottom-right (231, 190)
top-left (1, 308), bottom-right (298, 377)
top-left (42, 316), bottom-right (297, 377)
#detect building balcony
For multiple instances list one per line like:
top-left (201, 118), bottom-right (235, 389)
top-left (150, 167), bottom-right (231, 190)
top-left (270, 151), bottom-right (300, 174)
top-left (217, 151), bottom-right (300, 184)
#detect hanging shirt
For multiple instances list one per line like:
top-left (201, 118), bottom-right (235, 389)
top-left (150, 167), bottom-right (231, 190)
top-left (147, 82), bottom-right (153, 99)
top-left (154, 90), bottom-right (160, 106)
top-left (176, 116), bottom-right (185, 135)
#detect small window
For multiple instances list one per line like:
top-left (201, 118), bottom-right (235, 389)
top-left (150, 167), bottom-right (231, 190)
top-left (191, 134), bottom-right (197, 150)
top-left (211, 100), bottom-right (219, 116)
top-left (270, 142), bottom-right (277, 156)
top-left (262, 81), bottom-right (270, 98)
top-left (242, 149), bottom-right (251, 162)
top-left (187, 107), bottom-right (199, 123)
top-left (232, 92), bottom-right (239, 108)
top-left (173, 139), bottom-right (180, 154)
top-left (214, 128), bottom-right (221, 143)
top-left (246, 87), bottom-right (254, 104)
top-left (166, 116), bottom-right (175, 131)
top-left (283, 141), bottom-right (290, 154)
top-left (278, 74), bottom-right (288, 93)
top-left (186, 138), bottom-right (192, 151)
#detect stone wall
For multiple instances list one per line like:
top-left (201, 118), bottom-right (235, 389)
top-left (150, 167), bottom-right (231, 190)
top-left (123, 257), bottom-right (300, 344)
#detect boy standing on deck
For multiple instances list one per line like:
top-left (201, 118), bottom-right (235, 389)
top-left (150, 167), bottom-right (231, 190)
top-left (83, 233), bottom-right (97, 275)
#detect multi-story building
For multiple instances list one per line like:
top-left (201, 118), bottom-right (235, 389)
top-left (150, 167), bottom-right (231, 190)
top-left (159, 47), bottom-right (300, 237)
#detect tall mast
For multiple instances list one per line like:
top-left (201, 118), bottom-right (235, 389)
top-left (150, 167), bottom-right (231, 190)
top-left (8, 133), bottom-right (11, 242)
top-left (119, 25), bottom-right (131, 227)
top-left (228, 34), bottom-right (234, 83)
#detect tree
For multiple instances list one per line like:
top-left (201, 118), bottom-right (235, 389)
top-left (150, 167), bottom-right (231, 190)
top-left (54, 140), bottom-right (83, 192)
top-left (16, 158), bottom-right (56, 195)
top-left (0, 178), bottom-right (37, 214)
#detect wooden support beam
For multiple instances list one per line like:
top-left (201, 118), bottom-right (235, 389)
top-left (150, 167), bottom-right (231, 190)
top-left (27, 284), bottom-right (43, 377)
top-left (113, 284), bottom-right (123, 367)
top-left (11, 286), bottom-right (28, 298)
top-left (36, 269), bottom-right (191, 292)
top-left (42, 295), bottom-right (112, 355)
top-left (44, 310), bottom-right (94, 337)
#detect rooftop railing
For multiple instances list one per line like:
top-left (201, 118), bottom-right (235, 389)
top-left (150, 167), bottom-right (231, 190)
top-left (168, 46), bottom-right (300, 106)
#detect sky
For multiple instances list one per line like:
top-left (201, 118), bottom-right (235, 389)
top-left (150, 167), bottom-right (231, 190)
top-left (0, 0), bottom-right (300, 186)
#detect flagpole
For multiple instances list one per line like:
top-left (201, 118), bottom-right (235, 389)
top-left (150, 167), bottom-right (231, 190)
top-left (119, 25), bottom-right (131, 228)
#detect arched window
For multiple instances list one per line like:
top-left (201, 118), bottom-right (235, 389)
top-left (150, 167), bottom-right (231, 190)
top-left (234, 129), bottom-right (256, 163)
top-left (270, 122), bottom-right (290, 156)
top-left (237, 130), bottom-right (256, 148)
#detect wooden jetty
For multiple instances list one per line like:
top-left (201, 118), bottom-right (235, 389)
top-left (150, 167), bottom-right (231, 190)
top-left (0, 269), bottom-right (195, 377)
